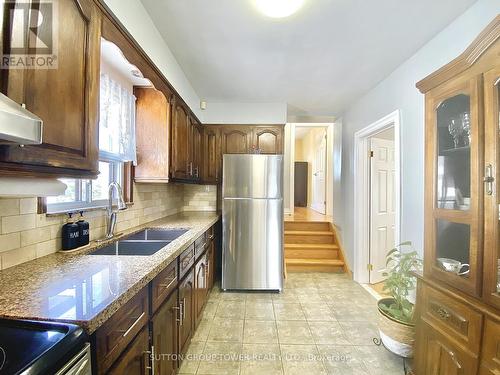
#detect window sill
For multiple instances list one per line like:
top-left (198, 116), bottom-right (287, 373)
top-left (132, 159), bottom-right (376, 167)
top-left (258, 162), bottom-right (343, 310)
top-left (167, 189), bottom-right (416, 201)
top-left (45, 202), bottom-right (134, 217)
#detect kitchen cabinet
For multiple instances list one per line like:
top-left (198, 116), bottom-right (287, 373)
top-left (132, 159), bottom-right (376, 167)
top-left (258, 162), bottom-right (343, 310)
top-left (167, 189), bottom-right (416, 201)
top-left (107, 328), bottom-right (150, 375)
top-left (414, 18), bottom-right (500, 375)
top-left (152, 290), bottom-right (178, 375)
top-left (178, 268), bottom-right (194, 355)
top-left (202, 126), bottom-right (221, 184)
top-left (252, 126), bottom-right (283, 154)
top-left (194, 253), bottom-right (208, 328)
top-left (207, 239), bottom-right (215, 291)
top-left (0, 0), bottom-right (101, 178)
top-left (220, 125), bottom-right (252, 154)
top-left (192, 122), bottom-right (203, 181)
top-left (170, 100), bottom-right (191, 180)
top-left (134, 87), bottom-right (170, 183)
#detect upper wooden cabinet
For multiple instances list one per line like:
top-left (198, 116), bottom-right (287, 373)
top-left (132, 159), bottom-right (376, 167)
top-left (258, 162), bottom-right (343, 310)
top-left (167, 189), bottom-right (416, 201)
top-left (192, 123), bottom-right (203, 181)
top-left (134, 87), bottom-right (170, 183)
top-left (220, 125), bottom-right (252, 154)
top-left (0, 0), bottom-right (101, 178)
top-left (170, 100), bottom-right (191, 180)
top-left (252, 126), bottom-right (283, 154)
top-left (203, 126), bottom-right (220, 184)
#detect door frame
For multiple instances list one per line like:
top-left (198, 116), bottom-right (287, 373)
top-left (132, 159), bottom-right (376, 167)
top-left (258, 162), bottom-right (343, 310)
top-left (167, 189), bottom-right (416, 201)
top-left (353, 110), bottom-right (401, 284)
top-left (310, 128), bottom-right (327, 214)
top-left (287, 123), bottom-right (335, 217)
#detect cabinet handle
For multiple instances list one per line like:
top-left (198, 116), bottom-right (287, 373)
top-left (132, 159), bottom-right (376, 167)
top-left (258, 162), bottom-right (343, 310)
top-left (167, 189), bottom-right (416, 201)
top-left (194, 167), bottom-right (199, 178)
top-left (182, 297), bottom-right (186, 325)
top-left (484, 164), bottom-right (495, 195)
top-left (119, 312), bottom-right (145, 338)
top-left (178, 300), bottom-right (184, 326)
top-left (143, 348), bottom-right (153, 375)
top-left (173, 306), bottom-right (181, 323)
top-left (436, 307), bottom-right (451, 320)
top-left (159, 277), bottom-right (176, 291)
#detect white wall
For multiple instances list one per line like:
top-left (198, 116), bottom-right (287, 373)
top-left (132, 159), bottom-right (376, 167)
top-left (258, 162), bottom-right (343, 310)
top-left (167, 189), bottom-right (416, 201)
top-left (338, 0), bottom-right (499, 271)
top-left (203, 102), bottom-right (287, 124)
top-left (102, 0), bottom-right (203, 120)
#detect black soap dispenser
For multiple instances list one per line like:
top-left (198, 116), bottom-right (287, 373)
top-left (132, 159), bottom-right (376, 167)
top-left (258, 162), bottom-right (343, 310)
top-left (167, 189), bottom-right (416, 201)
top-left (62, 213), bottom-right (80, 250)
top-left (77, 211), bottom-right (90, 247)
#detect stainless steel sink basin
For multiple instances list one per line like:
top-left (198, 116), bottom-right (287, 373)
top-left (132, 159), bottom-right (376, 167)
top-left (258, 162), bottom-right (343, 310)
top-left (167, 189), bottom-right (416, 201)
top-left (90, 228), bottom-right (190, 256)
top-left (125, 228), bottom-right (189, 241)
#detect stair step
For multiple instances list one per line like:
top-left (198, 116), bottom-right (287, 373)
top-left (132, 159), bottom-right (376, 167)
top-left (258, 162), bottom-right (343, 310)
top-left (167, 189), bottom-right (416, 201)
top-left (285, 243), bottom-right (339, 249)
top-left (285, 258), bottom-right (345, 273)
top-left (285, 248), bottom-right (339, 259)
top-left (285, 230), bottom-right (335, 244)
top-left (285, 221), bottom-right (331, 231)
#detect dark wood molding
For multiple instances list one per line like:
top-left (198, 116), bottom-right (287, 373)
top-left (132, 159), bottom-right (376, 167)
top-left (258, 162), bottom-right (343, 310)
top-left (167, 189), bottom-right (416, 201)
top-left (416, 15), bottom-right (500, 93)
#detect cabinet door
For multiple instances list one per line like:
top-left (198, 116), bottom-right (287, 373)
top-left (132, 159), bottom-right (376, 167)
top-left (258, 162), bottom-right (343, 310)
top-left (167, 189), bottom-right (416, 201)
top-left (252, 126), bottom-right (283, 154)
top-left (134, 87), bottom-right (170, 183)
top-left (207, 240), bottom-right (215, 291)
top-left (107, 327), bottom-right (150, 375)
top-left (192, 123), bottom-right (203, 181)
top-left (178, 268), bottom-right (194, 354)
top-left (483, 67), bottom-right (500, 309)
top-left (0, 0), bottom-right (100, 177)
top-left (480, 319), bottom-right (500, 375)
top-left (171, 102), bottom-right (191, 180)
top-left (194, 254), bottom-right (207, 327)
top-left (220, 126), bottom-right (251, 154)
top-left (416, 321), bottom-right (479, 375)
top-left (152, 290), bottom-right (178, 375)
top-left (424, 74), bottom-right (483, 297)
top-left (203, 127), bottom-right (220, 184)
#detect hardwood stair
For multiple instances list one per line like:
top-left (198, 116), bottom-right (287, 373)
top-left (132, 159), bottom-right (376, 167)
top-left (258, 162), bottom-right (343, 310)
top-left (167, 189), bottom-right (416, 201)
top-left (284, 220), bottom-right (346, 273)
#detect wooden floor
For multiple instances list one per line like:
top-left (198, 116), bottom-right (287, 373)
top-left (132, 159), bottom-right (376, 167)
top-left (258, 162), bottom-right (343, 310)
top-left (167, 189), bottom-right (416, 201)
top-left (285, 207), bottom-right (332, 222)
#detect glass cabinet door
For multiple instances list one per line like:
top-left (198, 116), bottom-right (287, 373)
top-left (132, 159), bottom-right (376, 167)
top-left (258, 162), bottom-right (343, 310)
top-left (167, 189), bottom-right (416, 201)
top-left (483, 67), bottom-right (500, 309)
top-left (425, 75), bottom-right (482, 296)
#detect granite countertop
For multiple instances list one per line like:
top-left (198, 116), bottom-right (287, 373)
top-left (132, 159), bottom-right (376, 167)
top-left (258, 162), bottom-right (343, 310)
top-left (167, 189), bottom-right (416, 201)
top-left (0, 211), bottom-right (219, 334)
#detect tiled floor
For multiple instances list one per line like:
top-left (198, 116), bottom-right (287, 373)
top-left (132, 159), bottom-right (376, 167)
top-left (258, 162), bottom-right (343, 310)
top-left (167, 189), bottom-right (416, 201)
top-left (179, 272), bottom-right (405, 375)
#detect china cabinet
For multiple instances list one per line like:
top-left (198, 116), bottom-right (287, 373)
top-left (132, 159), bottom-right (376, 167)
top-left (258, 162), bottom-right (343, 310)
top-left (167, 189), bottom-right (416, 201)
top-left (414, 16), bottom-right (500, 375)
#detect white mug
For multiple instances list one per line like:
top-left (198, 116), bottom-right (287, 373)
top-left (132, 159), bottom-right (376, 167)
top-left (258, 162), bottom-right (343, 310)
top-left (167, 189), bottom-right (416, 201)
top-left (437, 258), bottom-right (470, 276)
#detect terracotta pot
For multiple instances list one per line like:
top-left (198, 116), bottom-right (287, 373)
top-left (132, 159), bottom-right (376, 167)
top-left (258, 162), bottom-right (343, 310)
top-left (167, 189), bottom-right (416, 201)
top-left (377, 297), bottom-right (415, 358)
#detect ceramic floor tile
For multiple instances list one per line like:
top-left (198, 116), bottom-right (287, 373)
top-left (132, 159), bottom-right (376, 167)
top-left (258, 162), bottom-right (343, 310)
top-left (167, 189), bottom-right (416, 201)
top-left (355, 345), bottom-right (405, 374)
top-left (280, 344), bottom-right (327, 375)
top-left (243, 320), bottom-right (279, 343)
top-left (207, 318), bottom-right (244, 342)
top-left (301, 303), bottom-right (336, 321)
top-left (317, 345), bottom-right (370, 375)
top-left (240, 343), bottom-right (283, 375)
top-left (308, 321), bottom-right (351, 345)
top-left (178, 341), bottom-right (205, 374)
top-left (245, 292), bottom-right (275, 302)
top-left (191, 318), bottom-right (212, 342)
top-left (197, 341), bottom-right (242, 375)
top-left (340, 321), bottom-right (379, 345)
top-left (273, 303), bottom-right (306, 321)
top-left (215, 300), bottom-right (245, 319)
top-left (276, 321), bottom-right (314, 344)
top-left (245, 302), bottom-right (275, 320)
top-left (201, 301), bottom-right (219, 320)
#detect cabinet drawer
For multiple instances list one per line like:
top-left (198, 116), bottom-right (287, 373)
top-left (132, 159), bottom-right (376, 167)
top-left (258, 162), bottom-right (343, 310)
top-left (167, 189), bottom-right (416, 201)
top-left (107, 327), bottom-right (150, 375)
top-left (422, 284), bottom-right (483, 354)
top-left (151, 260), bottom-right (178, 313)
top-left (179, 244), bottom-right (195, 279)
top-left (94, 287), bottom-right (149, 374)
top-left (195, 233), bottom-right (207, 259)
top-left (480, 319), bottom-right (500, 374)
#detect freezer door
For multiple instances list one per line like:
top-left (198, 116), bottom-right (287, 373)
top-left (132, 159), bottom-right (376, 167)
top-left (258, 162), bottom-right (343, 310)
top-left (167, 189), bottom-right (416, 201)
top-left (222, 198), bottom-right (283, 291)
top-left (222, 154), bottom-right (283, 199)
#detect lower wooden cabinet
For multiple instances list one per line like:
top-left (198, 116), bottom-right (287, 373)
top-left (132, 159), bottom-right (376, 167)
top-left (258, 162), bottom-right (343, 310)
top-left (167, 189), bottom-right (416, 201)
top-left (480, 319), bottom-right (500, 375)
top-left (107, 327), bottom-right (150, 375)
top-left (194, 253), bottom-right (208, 328)
top-left (416, 320), bottom-right (479, 375)
top-left (207, 241), bottom-right (215, 291)
top-left (152, 290), bottom-right (178, 375)
top-left (178, 268), bottom-right (195, 355)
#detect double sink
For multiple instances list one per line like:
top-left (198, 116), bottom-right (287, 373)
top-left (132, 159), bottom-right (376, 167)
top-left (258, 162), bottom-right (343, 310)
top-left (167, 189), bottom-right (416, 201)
top-left (91, 228), bottom-right (189, 256)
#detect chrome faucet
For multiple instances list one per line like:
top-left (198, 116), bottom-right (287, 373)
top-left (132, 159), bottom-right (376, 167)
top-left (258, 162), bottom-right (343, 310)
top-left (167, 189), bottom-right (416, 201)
top-left (105, 181), bottom-right (127, 239)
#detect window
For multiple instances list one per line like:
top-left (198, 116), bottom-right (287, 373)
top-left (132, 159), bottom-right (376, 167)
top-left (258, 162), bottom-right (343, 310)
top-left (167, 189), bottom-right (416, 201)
top-left (46, 73), bottom-right (136, 213)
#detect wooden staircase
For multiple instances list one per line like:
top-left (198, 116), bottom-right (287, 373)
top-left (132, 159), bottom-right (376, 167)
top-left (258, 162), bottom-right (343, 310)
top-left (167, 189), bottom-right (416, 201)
top-left (284, 221), bottom-right (346, 273)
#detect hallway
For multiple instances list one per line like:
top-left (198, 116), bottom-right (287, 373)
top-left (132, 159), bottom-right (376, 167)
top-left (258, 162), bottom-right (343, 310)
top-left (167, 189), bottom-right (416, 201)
top-left (179, 272), bottom-right (404, 375)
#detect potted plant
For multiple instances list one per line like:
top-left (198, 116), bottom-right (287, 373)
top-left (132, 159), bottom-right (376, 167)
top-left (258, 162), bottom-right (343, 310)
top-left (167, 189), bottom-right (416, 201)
top-left (377, 241), bottom-right (422, 358)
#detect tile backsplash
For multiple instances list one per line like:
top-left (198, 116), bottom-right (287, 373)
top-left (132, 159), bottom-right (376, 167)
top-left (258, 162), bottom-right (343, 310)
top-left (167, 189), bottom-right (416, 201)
top-left (0, 183), bottom-right (217, 270)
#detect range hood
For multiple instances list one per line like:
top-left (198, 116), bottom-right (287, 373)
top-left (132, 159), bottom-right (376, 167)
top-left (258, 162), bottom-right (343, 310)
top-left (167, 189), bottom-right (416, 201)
top-left (0, 93), bottom-right (43, 144)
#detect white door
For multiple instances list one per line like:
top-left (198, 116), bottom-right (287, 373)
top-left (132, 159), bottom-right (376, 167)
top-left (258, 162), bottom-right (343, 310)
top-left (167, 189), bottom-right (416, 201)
top-left (369, 137), bottom-right (396, 284)
top-left (311, 131), bottom-right (326, 214)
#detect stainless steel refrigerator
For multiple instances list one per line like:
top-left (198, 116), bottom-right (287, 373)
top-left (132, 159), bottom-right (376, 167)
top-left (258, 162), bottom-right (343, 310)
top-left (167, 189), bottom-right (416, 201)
top-left (222, 154), bottom-right (284, 291)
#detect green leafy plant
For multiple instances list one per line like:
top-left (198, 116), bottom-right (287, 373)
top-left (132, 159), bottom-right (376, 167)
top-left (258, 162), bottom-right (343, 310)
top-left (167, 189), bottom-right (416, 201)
top-left (379, 241), bottom-right (423, 324)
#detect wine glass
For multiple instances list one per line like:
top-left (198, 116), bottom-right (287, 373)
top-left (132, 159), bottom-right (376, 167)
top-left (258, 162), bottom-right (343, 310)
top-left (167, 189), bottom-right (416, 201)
top-left (448, 118), bottom-right (463, 148)
top-left (461, 112), bottom-right (471, 146)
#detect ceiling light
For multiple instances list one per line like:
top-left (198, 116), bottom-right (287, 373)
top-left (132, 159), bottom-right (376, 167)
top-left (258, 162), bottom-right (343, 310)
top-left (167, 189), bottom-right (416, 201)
top-left (254, 0), bottom-right (305, 18)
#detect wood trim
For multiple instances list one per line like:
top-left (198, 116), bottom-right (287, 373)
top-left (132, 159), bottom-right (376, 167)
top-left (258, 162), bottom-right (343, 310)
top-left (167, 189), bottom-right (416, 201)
top-left (330, 222), bottom-right (352, 278)
top-left (416, 15), bottom-right (500, 93)
top-left (123, 161), bottom-right (134, 204)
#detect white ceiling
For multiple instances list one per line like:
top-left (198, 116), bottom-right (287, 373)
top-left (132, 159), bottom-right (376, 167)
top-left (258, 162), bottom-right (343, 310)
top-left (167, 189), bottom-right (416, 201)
top-left (140, 0), bottom-right (477, 117)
